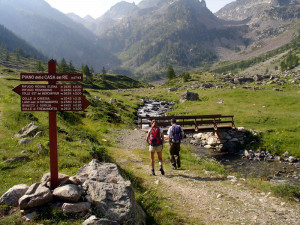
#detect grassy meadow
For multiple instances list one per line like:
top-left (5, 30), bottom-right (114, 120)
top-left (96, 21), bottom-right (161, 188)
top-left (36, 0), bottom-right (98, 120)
top-left (0, 53), bottom-right (300, 224)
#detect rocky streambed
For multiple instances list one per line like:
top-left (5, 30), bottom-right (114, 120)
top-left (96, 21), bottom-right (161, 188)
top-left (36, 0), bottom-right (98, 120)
top-left (138, 99), bottom-right (300, 187)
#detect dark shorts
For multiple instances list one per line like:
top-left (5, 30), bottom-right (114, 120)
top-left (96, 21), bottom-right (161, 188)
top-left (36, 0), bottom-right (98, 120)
top-left (169, 142), bottom-right (180, 155)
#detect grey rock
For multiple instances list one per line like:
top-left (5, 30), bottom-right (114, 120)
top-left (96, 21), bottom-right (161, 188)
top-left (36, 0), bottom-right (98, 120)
top-left (230, 138), bottom-right (239, 142)
top-left (283, 151), bottom-right (289, 157)
top-left (14, 122), bottom-right (38, 138)
top-left (36, 143), bottom-right (48, 155)
top-left (33, 131), bottom-right (43, 138)
top-left (40, 173), bottom-right (70, 187)
top-left (180, 91), bottom-right (199, 103)
top-left (207, 136), bottom-right (218, 146)
top-left (288, 156), bottom-right (297, 163)
top-left (0, 184), bottom-right (29, 206)
top-left (82, 215), bottom-right (119, 225)
top-left (23, 211), bottom-right (37, 222)
top-left (53, 184), bottom-right (82, 203)
top-left (75, 159), bottom-right (127, 184)
top-left (62, 202), bottom-right (91, 214)
top-left (2, 156), bottom-right (30, 164)
top-left (244, 150), bottom-right (250, 157)
top-left (18, 183), bottom-right (52, 210)
top-left (18, 138), bottom-right (32, 145)
top-left (83, 180), bottom-right (139, 224)
top-left (109, 98), bottom-right (117, 104)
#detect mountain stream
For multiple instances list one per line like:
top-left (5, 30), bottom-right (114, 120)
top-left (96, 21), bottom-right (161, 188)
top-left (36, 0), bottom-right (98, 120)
top-left (137, 99), bottom-right (300, 187)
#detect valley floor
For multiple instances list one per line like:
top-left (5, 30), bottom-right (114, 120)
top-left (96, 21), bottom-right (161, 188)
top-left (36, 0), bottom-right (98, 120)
top-left (111, 129), bottom-right (300, 225)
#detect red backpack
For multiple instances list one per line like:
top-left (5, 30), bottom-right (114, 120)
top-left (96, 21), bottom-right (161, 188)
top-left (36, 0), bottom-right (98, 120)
top-left (150, 126), bottom-right (162, 146)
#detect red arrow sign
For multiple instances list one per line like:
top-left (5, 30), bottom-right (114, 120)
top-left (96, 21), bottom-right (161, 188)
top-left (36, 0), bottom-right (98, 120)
top-left (20, 73), bottom-right (83, 81)
top-left (13, 84), bottom-right (83, 97)
top-left (21, 96), bottom-right (91, 111)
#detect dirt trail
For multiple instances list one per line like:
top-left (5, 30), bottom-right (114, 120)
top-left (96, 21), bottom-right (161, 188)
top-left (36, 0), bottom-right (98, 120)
top-left (114, 129), bottom-right (300, 225)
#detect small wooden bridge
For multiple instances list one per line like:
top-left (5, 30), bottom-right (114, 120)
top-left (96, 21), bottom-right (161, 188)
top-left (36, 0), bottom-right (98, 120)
top-left (138, 114), bottom-right (235, 133)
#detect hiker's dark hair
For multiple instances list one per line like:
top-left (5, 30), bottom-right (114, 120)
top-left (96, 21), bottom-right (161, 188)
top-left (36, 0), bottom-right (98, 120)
top-left (171, 118), bottom-right (176, 124)
top-left (151, 120), bottom-right (157, 127)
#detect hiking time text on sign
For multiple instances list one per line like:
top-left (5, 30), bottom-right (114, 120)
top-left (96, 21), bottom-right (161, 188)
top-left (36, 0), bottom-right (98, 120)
top-left (12, 60), bottom-right (91, 189)
top-left (13, 84), bottom-right (90, 111)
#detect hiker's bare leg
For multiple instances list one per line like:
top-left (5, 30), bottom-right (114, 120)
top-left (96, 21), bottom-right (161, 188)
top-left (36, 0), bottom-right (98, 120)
top-left (150, 152), bottom-right (155, 169)
top-left (157, 151), bottom-right (163, 166)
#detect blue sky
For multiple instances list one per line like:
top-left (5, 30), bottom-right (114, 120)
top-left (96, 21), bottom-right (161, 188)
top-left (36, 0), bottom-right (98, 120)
top-left (45, 0), bottom-right (235, 19)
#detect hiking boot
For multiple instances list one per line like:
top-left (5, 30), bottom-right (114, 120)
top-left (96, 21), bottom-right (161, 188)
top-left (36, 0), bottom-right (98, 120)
top-left (160, 166), bottom-right (165, 175)
top-left (151, 169), bottom-right (155, 176)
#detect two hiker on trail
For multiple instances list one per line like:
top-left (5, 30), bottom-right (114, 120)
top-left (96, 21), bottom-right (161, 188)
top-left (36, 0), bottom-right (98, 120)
top-left (146, 118), bottom-right (184, 175)
top-left (146, 120), bottom-right (165, 176)
top-left (167, 118), bottom-right (184, 170)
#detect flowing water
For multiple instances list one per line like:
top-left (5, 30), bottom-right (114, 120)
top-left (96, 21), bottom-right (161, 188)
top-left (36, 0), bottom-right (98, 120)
top-left (138, 100), bottom-right (300, 186)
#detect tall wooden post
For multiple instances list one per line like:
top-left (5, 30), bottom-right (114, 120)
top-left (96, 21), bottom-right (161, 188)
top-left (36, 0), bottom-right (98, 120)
top-left (48, 60), bottom-right (58, 188)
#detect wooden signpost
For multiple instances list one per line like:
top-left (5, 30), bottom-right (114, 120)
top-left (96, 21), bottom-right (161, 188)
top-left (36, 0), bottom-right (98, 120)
top-left (13, 60), bottom-right (91, 188)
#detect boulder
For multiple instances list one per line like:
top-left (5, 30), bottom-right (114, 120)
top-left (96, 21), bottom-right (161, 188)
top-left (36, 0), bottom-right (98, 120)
top-left (40, 173), bottom-right (70, 187)
top-left (180, 91), bottom-right (199, 103)
top-left (83, 180), bottom-right (140, 224)
top-left (74, 160), bottom-right (127, 184)
top-left (288, 156), bottom-right (297, 163)
top-left (14, 122), bottom-right (38, 138)
top-left (53, 184), bottom-right (82, 202)
top-left (78, 160), bottom-right (146, 225)
top-left (23, 211), bottom-right (37, 222)
top-left (62, 202), bottom-right (91, 214)
top-left (0, 184), bottom-right (29, 206)
top-left (18, 138), bottom-right (32, 145)
top-left (18, 183), bottom-right (52, 210)
top-left (83, 216), bottom-right (119, 225)
top-left (207, 136), bottom-right (218, 146)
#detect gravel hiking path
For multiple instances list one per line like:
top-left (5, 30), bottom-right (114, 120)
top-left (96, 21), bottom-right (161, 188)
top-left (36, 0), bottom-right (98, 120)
top-left (113, 129), bottom-right (300, 225)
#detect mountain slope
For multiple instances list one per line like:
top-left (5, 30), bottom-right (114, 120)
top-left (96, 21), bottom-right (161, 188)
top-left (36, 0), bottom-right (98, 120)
top-left (214, 0), bottom-right (300, 62)
top-left (0, 0), bottom-right (120, 71)
top-left (96, 0), bottom-right (247, 75)
top-left (0, 24), bottom-right (46, 59)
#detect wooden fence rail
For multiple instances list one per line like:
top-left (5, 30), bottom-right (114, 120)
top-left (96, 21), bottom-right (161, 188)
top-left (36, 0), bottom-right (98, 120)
top-left (138, 114), bottom-right (235, 133)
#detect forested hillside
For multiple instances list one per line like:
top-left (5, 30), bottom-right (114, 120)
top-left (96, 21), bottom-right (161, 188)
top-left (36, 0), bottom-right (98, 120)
top-left (0, 24), bottom-right (46, 60)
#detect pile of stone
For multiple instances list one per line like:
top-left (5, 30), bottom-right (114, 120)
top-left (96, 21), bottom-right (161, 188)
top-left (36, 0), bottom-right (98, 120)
top-left (190, 127), bottom-right (247, 153)
top-left (0, 160), bottom-right (146, 224)
top-left (242, 150), bottom-right (300, 164)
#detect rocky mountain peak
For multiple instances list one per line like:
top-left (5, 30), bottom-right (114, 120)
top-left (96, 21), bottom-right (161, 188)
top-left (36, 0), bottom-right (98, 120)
top-left (102, 1), bottom-right (139, 20)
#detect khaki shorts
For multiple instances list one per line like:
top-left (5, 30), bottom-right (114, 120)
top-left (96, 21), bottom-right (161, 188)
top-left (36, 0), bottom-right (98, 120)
top-left (149, 145), bottom-right (163, 153)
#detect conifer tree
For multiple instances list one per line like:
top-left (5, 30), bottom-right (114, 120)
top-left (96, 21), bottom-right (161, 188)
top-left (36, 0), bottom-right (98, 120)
top-left (82, 64), bottom-right (92, 83)
top-left (166, 65), bottom-right (176, 80)
top-left (102, 66), bottom-right (106, 75)
top-left (36, 61), bottom-right (45, 72)
top-left (68, 61), bottom-right (76, 73)
top-left (57, 58), bottom-right (69, 73)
